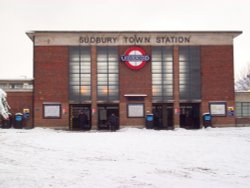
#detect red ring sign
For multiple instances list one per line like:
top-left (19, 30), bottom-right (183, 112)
top-left (121, 47), bottom-right (150, 70)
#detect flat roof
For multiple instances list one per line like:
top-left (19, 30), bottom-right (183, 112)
top-left (0, 79), bottom-right (33, 82)
top-left (26, 30), bottom-right (242, 41)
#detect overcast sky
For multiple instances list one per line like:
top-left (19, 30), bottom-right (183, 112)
top-left (0, 0), bottom-right (249, 79)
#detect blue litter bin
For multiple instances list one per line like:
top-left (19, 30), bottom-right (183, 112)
top-left (203, 113), bottom-right (212, 128)
top-left (146, 114), bottom-right (154, 129)
top-left (14, 113), bottom-right (23, 129)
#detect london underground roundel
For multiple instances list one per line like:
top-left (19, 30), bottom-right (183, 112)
top-left (121, 47), bottom-right (150, 70)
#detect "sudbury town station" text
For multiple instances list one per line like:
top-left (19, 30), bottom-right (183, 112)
top-left (79, 35), bottom-right (191, 45)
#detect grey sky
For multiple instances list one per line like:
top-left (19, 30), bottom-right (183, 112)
top-left (0, 0), bottom-right (249, 79)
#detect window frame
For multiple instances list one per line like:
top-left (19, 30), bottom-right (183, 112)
top-left (97, 46), bottom-right (119, 101)
top-left (69, 46), bottom-right (91, 102)
top-left (152, 46), bottom-right (173, 102)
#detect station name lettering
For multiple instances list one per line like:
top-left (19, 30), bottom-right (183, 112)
top-left (79, 36), bottom-right (191, 44)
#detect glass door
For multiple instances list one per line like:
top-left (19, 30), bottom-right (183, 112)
top-left (69, 104), bottom-right (91, 130)
top-left (98, 105), bottom-right (119, 130)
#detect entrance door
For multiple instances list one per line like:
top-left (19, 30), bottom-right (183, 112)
top-left (98, 105), bottom-right (119, 130)
top-left (152, 104), bottom-right (173, 129)
top-left (69, 104), bottom-right (91, 130)
top-left (180, 103), bottom-right (200, 129)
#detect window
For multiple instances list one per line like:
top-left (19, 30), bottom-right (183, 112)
top-left (97, 47), bottom-right (119, 101)
top-left (179, 46), bottom-right (201, 100)
top-left (69, 47), bottom-right (91, 102)
top-left (152, 47), bottom-right (173, 102)
top-left (236, 102), bottom-right (250, 117)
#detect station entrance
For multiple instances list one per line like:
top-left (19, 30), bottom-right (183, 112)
top-left (69, 104), bottom-right (91, 130)
top-left (98, 104), bottom-right (119, 130)
top-left (180, 103), bottom-right (200, 129)
top-left (152, 104), bottom-right (173, 129)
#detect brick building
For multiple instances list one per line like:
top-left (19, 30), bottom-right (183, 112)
top-left (0, 79), bottom-right (33, 127)
top-left (25, 31), bottom-right (241, 129)
top-left (235, 92), bottom-right (250, 126)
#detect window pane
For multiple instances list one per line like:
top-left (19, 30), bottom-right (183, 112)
top-left (109, 85), bottom-right (119, 98)
top-left (70, 63), bottom-right (80, 73)
top-left (163, 52), bottom-right (173, 62)
top-left (97, 74), bottom-right (108, 85)
top-left (69, 74), bottom-right (80, 85)
top-left (152, 85), bottom-right (162, 96)
top-left (97, 62), bottom-right (108, 73)
top-left (80, 85), bottom-right (91, 97)
top-left (80, 49), bottom-right (91, 61)
top-left (152, 74), bottom-right (162, 84)
top-left (152, 62), bottom-right (162, 73)
top-left (80, 63), bottom-right (91, 73)
top-left (163, 63), bottom-right (173, 73)
top-left (98, 86), bottom-right (108, 97)
top-left (97, 48), bottom-right (107, 61)
top-left (163, 74), bottom-right (173, 81)
top-left (152, 49), bottom-right (162, 61)
top-left (108, 64), bottom-right (118, 73)
top-left (109, 74), bottom-right (118, 85)
top-left (108, 53), bottom-right (118, 61)
top-left (80, 74), bottom-right (91, 85)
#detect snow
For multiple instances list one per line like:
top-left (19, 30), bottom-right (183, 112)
top-left (1, 127), bottom-right (250, 188)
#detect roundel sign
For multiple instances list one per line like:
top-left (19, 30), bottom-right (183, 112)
top-left (121, 47), bottom-right (150, 70)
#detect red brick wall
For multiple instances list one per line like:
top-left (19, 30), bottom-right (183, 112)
top-left (34, 46), bottom-right (69, 127)
top-left (119, 46), bottom-right (152, 126)
top-left (31, 45), bottom-right (236, 128)
top-left (236, 118), bottom-right (250, 126)
top-left (7, 91), bottom-right (33, 127)
top-left (201, 45), bottom-right (235, 126)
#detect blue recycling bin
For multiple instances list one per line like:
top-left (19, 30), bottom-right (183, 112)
top-left (14, 113), bottom-right (23, 129)
top-left (146, 114), bottom-right (154, 129)
top-left (203, 113), bottom-right (212, 128)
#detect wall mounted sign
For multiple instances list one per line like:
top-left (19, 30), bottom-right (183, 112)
top-left (209, 102), bottom-right (227, 116)
top-left (127, 104), bottom-right (144, 117)
top-left (121, 47), bottom-right (150, 70)
top-left (43, 103), bottom-right (61, 119)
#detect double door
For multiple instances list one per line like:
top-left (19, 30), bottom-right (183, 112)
top-left (180, 103), bottom-right (200, 129)
top-left (69, 104), bottom-right (91, 130)
top-left (98, 105), bottom-right (119, 130)
top-left (152, 104), bottom-right (173, 129)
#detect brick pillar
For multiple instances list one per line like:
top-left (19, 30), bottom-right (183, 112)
top-left (173, 46), bottom-right (180, 128)
top-left (91, 46), bottom-right (98, 129)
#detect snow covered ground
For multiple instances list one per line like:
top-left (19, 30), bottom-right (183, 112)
top-left (0, 127), bottom-right (250, 188)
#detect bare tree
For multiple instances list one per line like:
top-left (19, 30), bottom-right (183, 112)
top-left (235, 62), bottom-right (250, 91)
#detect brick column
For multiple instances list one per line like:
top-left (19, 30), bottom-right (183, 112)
top-left (173, 46), bottom-right (180, 128)
top-left (91, 46), bottom-right (98, 129)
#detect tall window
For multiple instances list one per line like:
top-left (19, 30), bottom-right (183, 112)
top-left (97, 47), bottom-right (119, 101)
top-left (152, 47), bottom-right (173, 102)
top-left (236, 102), bottom-right (250, 117)
top-left (69, 47), bottom-right (91, 102)
top-left (179, 46), bottom-right (201, 100)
